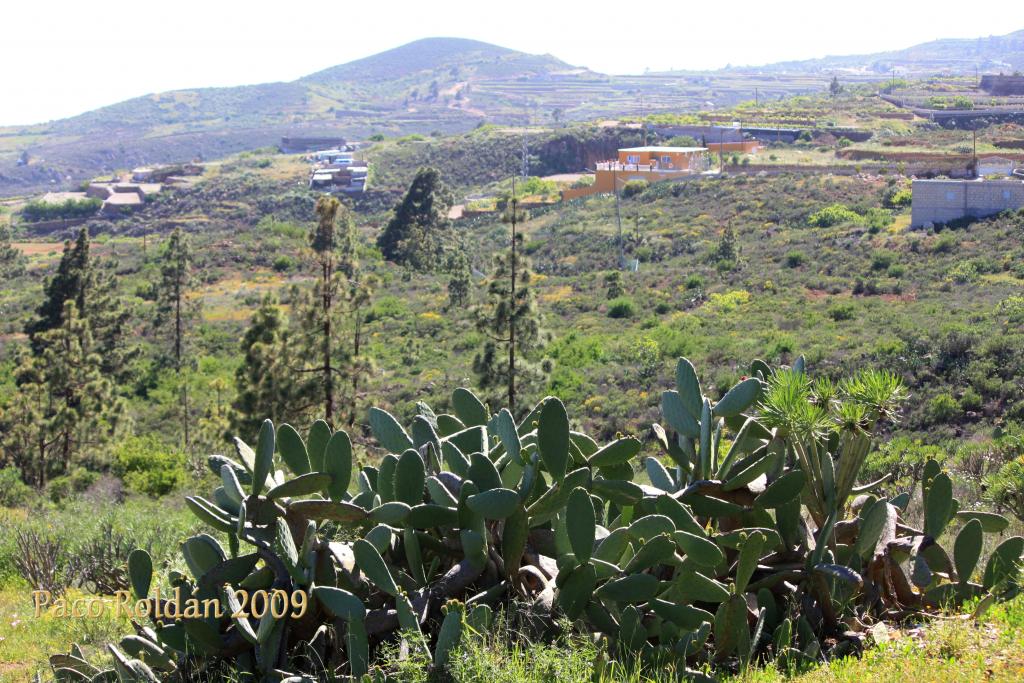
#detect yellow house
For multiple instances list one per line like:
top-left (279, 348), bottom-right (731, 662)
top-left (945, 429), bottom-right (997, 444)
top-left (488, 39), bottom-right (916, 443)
top-left (563, 146), bottom-right (710, 200)
top-left (616, 146), bottom-right (707, 170)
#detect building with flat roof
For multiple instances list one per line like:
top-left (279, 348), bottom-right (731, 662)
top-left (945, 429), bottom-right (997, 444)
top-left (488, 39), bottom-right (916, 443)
top-left (911, 178), bottom-right (1024, 227)
top-left (564, 146), bottom-right (710, 200)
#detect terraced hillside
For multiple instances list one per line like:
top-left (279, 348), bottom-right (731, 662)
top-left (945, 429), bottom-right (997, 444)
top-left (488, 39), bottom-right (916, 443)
top-left (8, 28), bottom-right (1024, 197)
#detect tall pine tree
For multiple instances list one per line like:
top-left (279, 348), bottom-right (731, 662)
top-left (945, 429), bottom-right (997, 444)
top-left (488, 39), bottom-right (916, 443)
top-left (231, 295), bottom-right (304, 438)
top-left (155, 228), bottom-right (197, 370)
top-left (0, 223), bottom-right (25, 278)
top-left (377, 167), bottom-right (453, 270)
top-left (25, 226), bottom-right (133, 383)
top-left (473, 184), bottom-right (546, 414)
top-left (154, 228), bottom-right (199, 446)
top-left (3, 302), bottom-right (121, 486)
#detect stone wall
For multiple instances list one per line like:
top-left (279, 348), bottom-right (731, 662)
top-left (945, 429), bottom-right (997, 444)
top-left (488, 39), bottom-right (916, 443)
top-left (911, 179), bottom-right (1024, 227)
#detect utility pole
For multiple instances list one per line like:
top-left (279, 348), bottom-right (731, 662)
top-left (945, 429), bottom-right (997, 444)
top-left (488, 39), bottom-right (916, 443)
top-left (613, 165), bottom-right (624, 269)
top-left (755, 88), bottom-right (759, 108)
top-left (507, 174), bottom-right (516, 413)
top-left (973, 128), bottom-right (978, 177)
top-left (521, 134), bottom-right (529, 178)
top-left (640, 94), bottom-right (647, 146)
top-left (719, 128), bottom-right (725, 172)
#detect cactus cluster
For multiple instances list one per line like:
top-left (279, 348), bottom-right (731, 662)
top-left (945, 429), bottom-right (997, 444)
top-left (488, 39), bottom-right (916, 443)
top-left (50, 358), bottom-right (1023, 682)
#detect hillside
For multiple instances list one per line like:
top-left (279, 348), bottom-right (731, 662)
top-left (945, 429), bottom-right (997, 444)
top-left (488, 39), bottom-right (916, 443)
top-left (6, 29), bottom-right (1024, 197)
top-left (746, 29), bottom-right (1024, 75)
top-left (2, 119), bottom-right (1024, 680)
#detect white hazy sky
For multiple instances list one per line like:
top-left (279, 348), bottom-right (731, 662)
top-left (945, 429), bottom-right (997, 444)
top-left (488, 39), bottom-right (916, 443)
top-left (2, 0), bottom-right (1020, 126)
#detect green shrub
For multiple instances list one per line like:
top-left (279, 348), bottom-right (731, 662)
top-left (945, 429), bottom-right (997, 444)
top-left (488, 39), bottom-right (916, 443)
top-left (20, 197), bottom-right (101, 222)
top-left (871, 250), bottom-right (897, 271)
top-left (784, 250), bottom-right (807, 268)
top-left (947, 261), bottom-right (979, 284)
top-left (985, 457), bottom-right (1024, 521)
top-left (272, 255), bottom-right (296, 272)
top-left (684, 274), bottom-right (704, 290)
top-left (960, 388), bottom-right (983, 412)
top-left (928, 393), bottom-right (960, 423)
top-left (47, 468), bottom-right (99, 503)
top-left (933, 233), bottom-right (957, 254)
top-left (113, 434), bottom-right (189, 497)
top-left (0, 467), bottom-right (34, 507)
top-left (863, 437), bottom-right (947, 485)
top-left (883, 186), bottom-right (912, 208)
top-left (621, 180), bottom-right (648, 198)
top-left (828, 302), bottom-right (857, 321)
top-left (606, 297), bottom-right (637, 318)
top-left (808, 203), bottom-right (861, 227)
top-left (864, 207), bottom-right (894, 232)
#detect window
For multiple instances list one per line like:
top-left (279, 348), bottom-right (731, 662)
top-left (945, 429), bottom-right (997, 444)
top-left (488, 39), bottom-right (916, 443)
top-left (662, 155), bottom-right (672, 164)
top-left (626, 154), bottom-right (639, 164)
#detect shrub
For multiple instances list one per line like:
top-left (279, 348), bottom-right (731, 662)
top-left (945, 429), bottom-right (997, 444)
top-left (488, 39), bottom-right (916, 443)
top-left (0, 466), bottom-right (33, 507)
top-left (808, 203), bottom-right (860, 227)
top-left (20, 197), bottom-right (101, 222)
top-left (684, 274), bottom-right (704, 290)
top-left (621, 180), bottom-right (648, 198)
top-left (986, 457), bottom-right (1024, 522)
top-left (870, 250), bottom-right (897, 271)
top-left (606, 297), bottom-right (637, 318)
top-left (784, 250), bottom-right (807, 268)
top-left (946, 261), bottom-right (979, 284)
top-left (928, 393), bottom-right (960, 423)
top-left (863, 207), bottom-right (894, 232)
top-left (933, 233), bottom-right (957, 254)
top-left (828, 302), bottom-right (857, 321)
top-left (863, 437), bottom-right (947, 485)
top-left (960, 388), bottom-right (983, 412)
top-left (883, 186), bottom-right (912, 208)
top-left (272, 255), bottom-right (296, 272)
top-left (47, 468), bottom-right (99, 503)
top-left (113, 434), bottom-right (189, 497)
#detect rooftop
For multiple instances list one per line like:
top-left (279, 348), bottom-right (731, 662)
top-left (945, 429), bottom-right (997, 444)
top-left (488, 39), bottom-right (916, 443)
top-left (619, 146), bottom-right (708, 153)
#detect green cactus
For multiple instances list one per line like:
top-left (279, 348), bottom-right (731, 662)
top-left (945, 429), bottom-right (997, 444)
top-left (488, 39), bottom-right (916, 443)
top-left (69, 361), bottom-right (1016, 681)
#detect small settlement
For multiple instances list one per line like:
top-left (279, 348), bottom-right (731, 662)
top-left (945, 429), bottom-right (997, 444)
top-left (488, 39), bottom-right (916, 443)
top-left (281, 137), bottom-right (368, 194)
top-left (35, 163), bottom-right (203, 220)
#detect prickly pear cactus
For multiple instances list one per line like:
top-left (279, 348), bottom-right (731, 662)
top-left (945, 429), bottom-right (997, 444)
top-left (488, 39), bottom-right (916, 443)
top-left (60, 357), bottom-right (1022, 681)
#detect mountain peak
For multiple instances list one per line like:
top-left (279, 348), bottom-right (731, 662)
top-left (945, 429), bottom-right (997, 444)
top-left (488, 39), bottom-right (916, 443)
top-left (299, 37), bottom-right (557, 85)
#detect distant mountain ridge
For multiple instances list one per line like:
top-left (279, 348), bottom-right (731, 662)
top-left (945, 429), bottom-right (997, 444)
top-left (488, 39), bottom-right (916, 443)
top-left (3, 31), bottom-right (1023, 196)
top-left (737, 30), bottom-right (1024, 74)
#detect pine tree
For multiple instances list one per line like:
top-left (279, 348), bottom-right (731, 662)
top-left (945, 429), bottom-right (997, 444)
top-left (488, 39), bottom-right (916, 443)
top-left (447, 252), bottom-right (472, 309)
top-left (0, 224), bottom-right (25, 278)
top-left (25, 226), bottom-right (134, 383)
top-left (231, 295), bottom-right (304, 438)
top-left (307, 196), bottom-right (345, 422)
top-left (473, 188), bottom-right (546, 413)
top-left (4, 302), bottom-right (121, 486)
top-left (154, 228), bottom-right (198, 447)
top-left (26, 228), bottom-right (92, 350)
top-left (155, 228), bottom-right (197, 370)
top-left (377, 167), bottom-right (453, 270)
